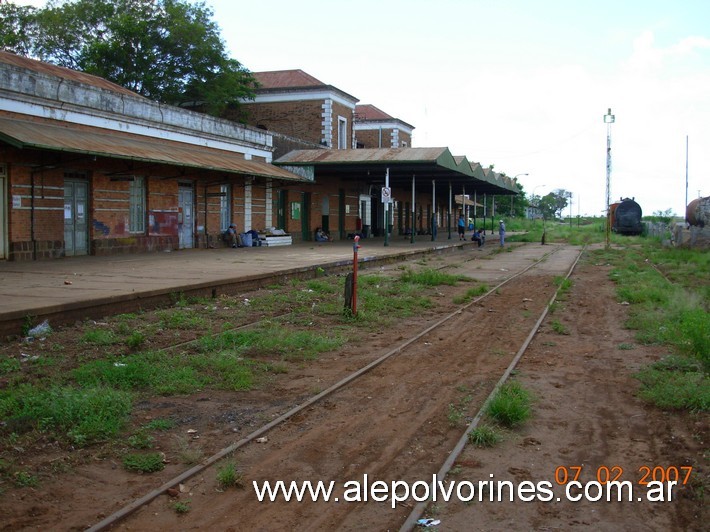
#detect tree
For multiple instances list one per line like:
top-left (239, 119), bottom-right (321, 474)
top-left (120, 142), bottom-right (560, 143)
top-left (491, 181), bottom-right (526, 218)
top-left (539, 189), bottom-right (570, 220)
top-left (0, 2), bottom-right (37, 56)
top-left (0, 0), bottom-right (258, 115)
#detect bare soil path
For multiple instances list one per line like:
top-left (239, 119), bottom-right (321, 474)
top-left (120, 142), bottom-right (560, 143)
top-left (0, 244), bottom-right (706, 531)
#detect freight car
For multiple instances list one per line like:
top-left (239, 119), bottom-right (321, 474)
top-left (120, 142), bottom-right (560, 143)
top-left (686, 196), bottom-right (710, 227)
top-left (609, 197), bottom-right (643, 235)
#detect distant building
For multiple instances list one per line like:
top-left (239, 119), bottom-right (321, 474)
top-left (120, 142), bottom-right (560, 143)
top-left (237, 70), bottom-right (359, 151)
top-left (353, 104), bottom-right (414, 149)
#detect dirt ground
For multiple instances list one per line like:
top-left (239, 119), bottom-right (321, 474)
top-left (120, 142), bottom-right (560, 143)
top-left (0, 245), bottom-right (706, 531)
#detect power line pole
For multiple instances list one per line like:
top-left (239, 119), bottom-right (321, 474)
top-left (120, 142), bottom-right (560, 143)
top-left (604, 108), bottom-right (615, 249)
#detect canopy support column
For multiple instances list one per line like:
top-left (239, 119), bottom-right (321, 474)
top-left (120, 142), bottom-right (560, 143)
top-left (448, 181), bottom-right (452, 240)
top-left (384, 168), bottom-right (390, 247)
top-left (410, 174), bottom-right (416, 244)
top-left (431, 179), bottom-right (437, 241)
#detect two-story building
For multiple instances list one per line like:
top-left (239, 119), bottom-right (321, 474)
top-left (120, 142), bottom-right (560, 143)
top-left (0, 51), bottom-right (308, 260)
top-left (0, 55), bottom-right (518, 260)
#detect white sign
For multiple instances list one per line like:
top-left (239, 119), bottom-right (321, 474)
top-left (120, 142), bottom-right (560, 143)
top-left (13, 195), bottom-right (21, 208)
top-left (381, 187), bottom-right (392, 203)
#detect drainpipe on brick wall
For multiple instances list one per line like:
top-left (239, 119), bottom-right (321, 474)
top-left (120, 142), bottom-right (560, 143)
top-left (30, 168), bottom-right (37, 260)
top-left (204, 182), bottom-right (208, 249)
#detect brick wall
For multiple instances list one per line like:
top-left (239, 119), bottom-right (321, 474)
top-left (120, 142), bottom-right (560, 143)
top-left (355, 128), bottom-right (412, 148)
top-left (331, 101), bottom-right (355, 149)
top-left (238, 101), bottom-right (325, 146)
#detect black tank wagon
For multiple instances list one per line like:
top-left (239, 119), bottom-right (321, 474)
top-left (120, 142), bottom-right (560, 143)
top-left (610, 197), bottom-right (643, 235)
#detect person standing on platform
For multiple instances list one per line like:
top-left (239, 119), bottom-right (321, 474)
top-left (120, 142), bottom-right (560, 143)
top-left (498, 220), bottom-right (506, 247)
top-left (457, 214), bottom-right (466, 240)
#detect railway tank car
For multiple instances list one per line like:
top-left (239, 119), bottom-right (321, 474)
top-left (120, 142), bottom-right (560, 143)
top-left (610, 197), bottom-right (643, 235)
top-left (686, 196), bottom-right (710, 227)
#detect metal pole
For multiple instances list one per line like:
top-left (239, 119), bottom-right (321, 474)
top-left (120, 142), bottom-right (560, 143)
top-left (352, 236), bottom-right (360, 315)
top-left (683, 135), bottom-right (688, 216)
top-left (473, 190), bottom-right (486, 230)
top-left (462, 185), bottom-right (466, 239)
top-left (483, 193), bottom-right (487, 234)
top-left (410, 174), bottom-right (415, 244)
top-left (604, 108), bottom-right (615, 250)
top-left (384, 168), bottom-right (390, 247)
top-left (448, 181), bottom-right (452, 239)
top-left (431, 179), bottom-right (436, 241)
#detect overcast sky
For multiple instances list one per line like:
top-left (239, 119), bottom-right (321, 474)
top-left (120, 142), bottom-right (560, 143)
top-left (15, 0), bottom-right (710, 216)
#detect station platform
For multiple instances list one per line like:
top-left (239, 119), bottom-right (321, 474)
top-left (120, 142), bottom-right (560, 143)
top-left (0, 234), bottom-right (484, 338)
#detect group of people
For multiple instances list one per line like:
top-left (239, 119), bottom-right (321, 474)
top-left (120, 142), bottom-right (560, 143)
top-left (458, 215), bottom-right (507, 247)
top-left (224, 224), bottom-right (261, 248)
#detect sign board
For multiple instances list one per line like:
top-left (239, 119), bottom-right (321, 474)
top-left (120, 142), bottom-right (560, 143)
top-left (381, 186), bottom-right (392, 203)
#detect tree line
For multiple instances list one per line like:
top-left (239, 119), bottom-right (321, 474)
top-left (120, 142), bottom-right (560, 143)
top-left (0, 0), bottom-right (258, 115)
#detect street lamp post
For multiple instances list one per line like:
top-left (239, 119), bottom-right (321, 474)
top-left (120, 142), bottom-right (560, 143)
top-left (604, 108), bottom-right (615, 249)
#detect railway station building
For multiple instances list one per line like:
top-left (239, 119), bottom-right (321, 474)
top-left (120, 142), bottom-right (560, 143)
top-left (0, 53), bottom-right (518, 261)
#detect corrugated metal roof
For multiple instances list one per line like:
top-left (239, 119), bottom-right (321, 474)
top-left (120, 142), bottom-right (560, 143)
top-left (276, 148), bottom-right (518, 194)
top-left (0, 51), bottom-right (140, 98)
top-left (455, 194), bottom-right (484, 207)
top-left (277, 147), bottom-right (458, 166)
top-left (0, 112), bottom-right (309, 182)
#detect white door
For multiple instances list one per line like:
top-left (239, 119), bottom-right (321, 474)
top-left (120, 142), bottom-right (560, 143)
top-left (178, 185), bottom-right (194, 249)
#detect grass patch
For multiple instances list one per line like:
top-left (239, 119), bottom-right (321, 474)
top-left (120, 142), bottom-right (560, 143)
top-left (216, 461), bottom-right (244, 489)
top-left (468, 425), bottom-right (502, 448)
top-left (173, 436), bottom-right (203, 465)
top-left (453, 284), bottom-right (489, 304)
top-left (592, 241), bottom-right (709, 413)
top-left (13, 470), bottom-right (39, 487)
top-left (127, 431), bottom-right (155, 449)
top-left (550, 320), bottom-right (569, 335)
top-left (81, 329), bottom-right (118, 345)
top-left (635, 356), bottom-right (709, 412)
top-left (0, 357), bottom-right (21, 376)
top-left (144, 418), bottom-right (176, 431)
top-left (123, 452), bottom-right (165, 473)
top-left (486, 381), bottom-right (532, 427)
top-left (172, 500), bottom-right (191, 514)
top-left (198, 326), bottom-right (344, 362)
top-left (157, 309), bottom-right (207, 330)
top-left (0, 385), bottom-right (132, 446)
top-left (400, 268), bottom-right (468, 286)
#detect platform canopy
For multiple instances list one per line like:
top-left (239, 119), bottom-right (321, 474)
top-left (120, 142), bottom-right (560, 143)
top-left (274, 147), bottom-right (519, 195)
top-left (0, 111), bottom-right (309, 182)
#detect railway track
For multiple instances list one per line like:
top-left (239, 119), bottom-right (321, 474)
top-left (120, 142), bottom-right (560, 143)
top-left (86, 244), bottom-right (583, 530)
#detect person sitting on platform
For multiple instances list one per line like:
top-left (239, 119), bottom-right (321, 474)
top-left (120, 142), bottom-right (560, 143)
top-left (315, 227), bottom-right (332, 242)
top-left (225, 224), bottom-right (244, 248)
top-left (471, 228), bottom-right (485, 247)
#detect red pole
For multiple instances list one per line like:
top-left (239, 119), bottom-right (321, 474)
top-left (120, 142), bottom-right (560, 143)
top-left (352, 235), bottom-right (360, 315)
